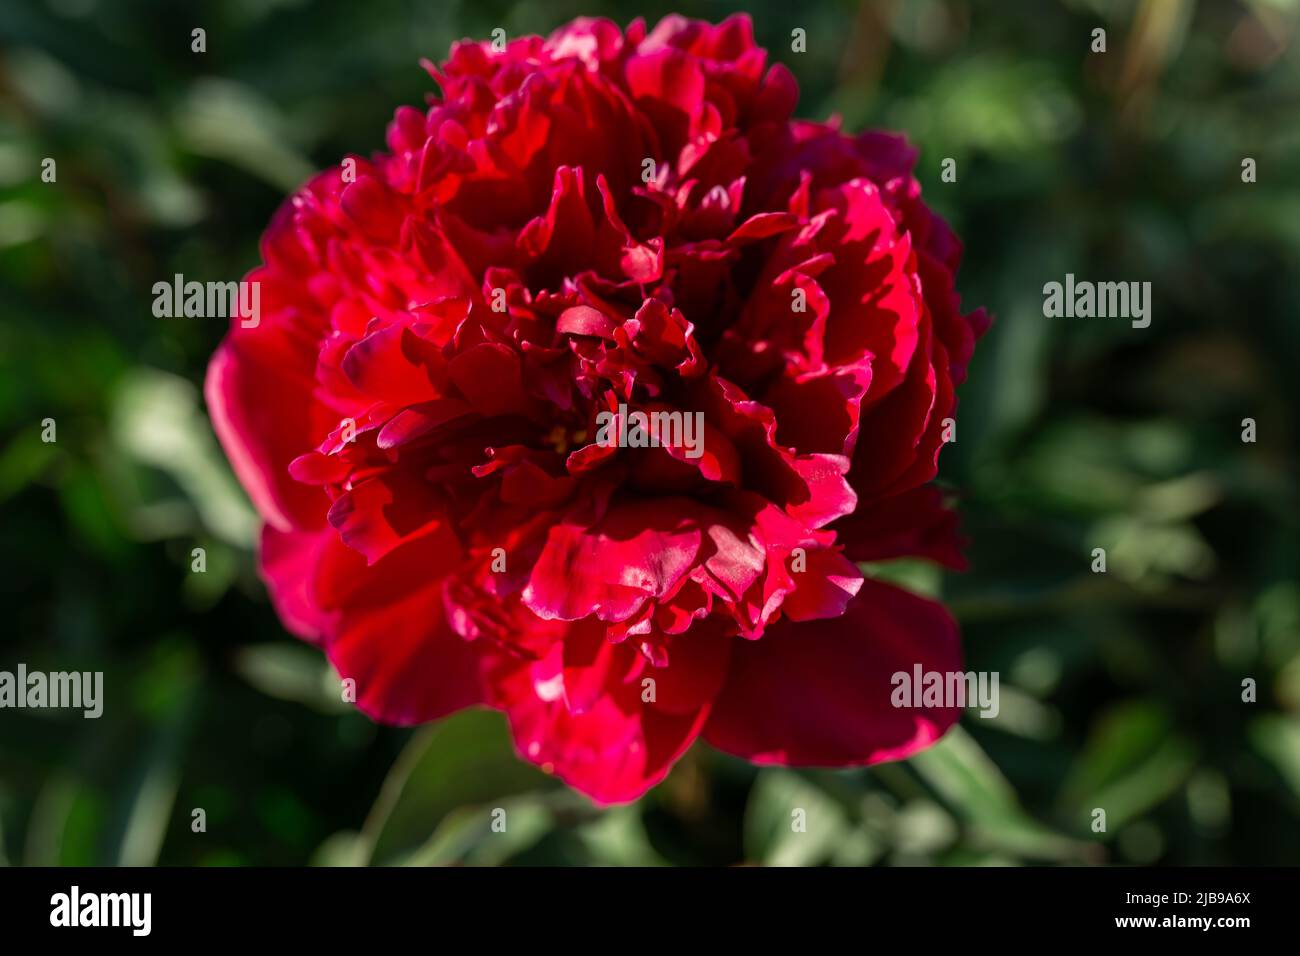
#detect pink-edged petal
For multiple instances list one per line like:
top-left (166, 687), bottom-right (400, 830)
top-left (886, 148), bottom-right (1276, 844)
top-left (780, 547), bottom-right (864, 621)
top-left (326, 471), bottom-right (447, 565)
top-left (699, 375), bottom-right (856, 528)
top-left (375, 397), bottom-right (475, 450)
top-left (850, 325), bottom-right (947, 501)
top-left (557, 305), bottom-right (619, 339)
top-left (726, 211), bottom-right (797, 244)
top-left (341, 322), bottom-right (447, 405)
top-left (785, 452), bottom-right (858, 528)
top-left (766, 366), bottom-right (871, 458)
top-left (489, 632), bottom-right (711, 804)
top-left (259, 525), bottom-right (334, 645)
top-left (205, 337), bottom-right (329, 532)
top-left (522, 497), bottom-right (704, 622)
top-left (703, 578), bottom-right (962, 766)
top-left (624, 47), bottom-right (705, 150)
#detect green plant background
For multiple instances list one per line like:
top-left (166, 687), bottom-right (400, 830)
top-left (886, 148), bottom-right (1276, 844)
top-left (1, 0), bottom-right (1297, 866)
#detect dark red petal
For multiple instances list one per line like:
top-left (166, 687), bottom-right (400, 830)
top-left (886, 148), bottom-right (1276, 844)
top-left (836, 485), bottom-right (968, 571)
top-left (703, 579), bottom-right (962, 765)
top-left (448, 343), bottom-right (528, 417)
top-left (650, 617), bottom-right (733, 714)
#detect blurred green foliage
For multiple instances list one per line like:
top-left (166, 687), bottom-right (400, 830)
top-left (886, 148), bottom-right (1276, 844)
top-left (0, 0), bottom-right (1297, 866)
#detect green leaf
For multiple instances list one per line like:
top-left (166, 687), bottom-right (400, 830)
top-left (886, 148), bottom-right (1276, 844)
top-left (175, 79), bottom-right (314, 193)
top-left (744, 768), bottom-right (852, 866)
top-left (110, 368), bottom-right (257, 548)
top-left (911, 727), bottom-right (1090, 861)
top-left (1058, 700), bottom-right (1197, 834)
top-left (233, 643), bottom-right (350, 714)
top-left (1250, 715), bottom-right (1300, 798)
top-left (572, 804), bottom-right (668, 866)
top-left (399, 799), bottom-right (556, 866)
top-left (356, 709), bottom-right (555, 866)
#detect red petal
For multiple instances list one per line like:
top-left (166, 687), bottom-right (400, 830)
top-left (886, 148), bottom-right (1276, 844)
top-left (205, 337), bottom-right (329, 532)
top-left (726, 211), bottom-right (797, 244)
top-left (328, 580), bottom-right (482, 725)
top-left (522, 498), bottom-right (704, 622)
top-left (341, 322), bottom-right (446, 405)
top-left (259, 526), bottom-right (334, 644)
top-left (836, 485), bottom-right (968, 571)
top-left (326, 472), bottom-right (446, 565)
top-left (703, 579), bottom-right (961, 765)
top-left (448, 343), bottom-right (528, 417)
top-left (780, 548), bottom-right (864, 621)
top-left (489, 631), bottom-right (710, 804)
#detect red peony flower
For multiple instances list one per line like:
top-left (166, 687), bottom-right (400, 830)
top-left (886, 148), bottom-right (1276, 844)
top-left (206, 14), bottom-right (990, 803)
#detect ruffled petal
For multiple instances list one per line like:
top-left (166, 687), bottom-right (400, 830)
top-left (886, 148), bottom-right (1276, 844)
top-left (704, 579), bottom-right (962, 765)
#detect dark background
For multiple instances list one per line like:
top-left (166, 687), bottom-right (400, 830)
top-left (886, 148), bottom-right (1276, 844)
top-left (0, 0), bottom-right (1296, 865)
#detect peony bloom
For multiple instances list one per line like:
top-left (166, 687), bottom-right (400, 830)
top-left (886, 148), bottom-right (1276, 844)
top-left (206, 14), bottom-right (990, 803)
